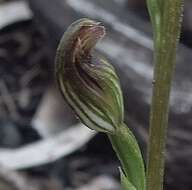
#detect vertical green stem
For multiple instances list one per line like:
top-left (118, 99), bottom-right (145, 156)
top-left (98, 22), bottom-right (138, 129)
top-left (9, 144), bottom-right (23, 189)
top-left (146, 1), bottom-right (183, 190)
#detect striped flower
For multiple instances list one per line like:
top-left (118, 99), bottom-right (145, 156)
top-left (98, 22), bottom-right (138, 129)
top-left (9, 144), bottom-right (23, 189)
top-left (55, 18), bottom-right (124, 133)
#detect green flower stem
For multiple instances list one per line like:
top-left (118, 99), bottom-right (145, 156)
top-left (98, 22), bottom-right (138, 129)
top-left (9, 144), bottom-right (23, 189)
top-left (146, 1), bottom-right (183, 190)
top-left (108, 123), bottom-right (146, 190)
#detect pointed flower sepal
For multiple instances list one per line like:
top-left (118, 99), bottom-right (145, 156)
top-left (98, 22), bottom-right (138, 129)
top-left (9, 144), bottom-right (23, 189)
top-left (55, 18), bottom-right (124, 133)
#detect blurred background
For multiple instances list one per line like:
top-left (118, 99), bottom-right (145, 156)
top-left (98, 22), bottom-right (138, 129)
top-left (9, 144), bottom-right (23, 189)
top-left (0, 0), bottom-right (192, 189)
